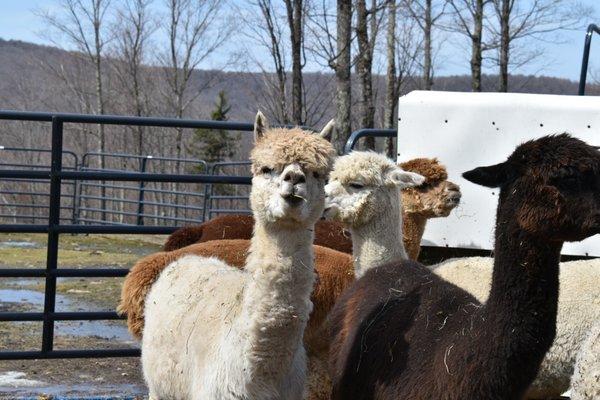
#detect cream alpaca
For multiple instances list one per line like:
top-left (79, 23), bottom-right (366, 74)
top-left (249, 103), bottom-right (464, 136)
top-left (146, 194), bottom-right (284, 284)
top-left (432, 257), bottom-right (600, 398)
top-left (324, 151), bottom-right (425, 277)
top-left (571, 320), bottom-right (600, 400)
top-left (141, 112), bottom-right (336, 400)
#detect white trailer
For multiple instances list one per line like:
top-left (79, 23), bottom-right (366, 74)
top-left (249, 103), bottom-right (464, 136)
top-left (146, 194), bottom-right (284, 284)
top-left (397, 90), bottom-right (600, 256)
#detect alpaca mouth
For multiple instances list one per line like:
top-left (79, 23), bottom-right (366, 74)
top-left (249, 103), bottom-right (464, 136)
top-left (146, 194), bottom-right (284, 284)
top-left (283, 194), bottom-right (305, 207)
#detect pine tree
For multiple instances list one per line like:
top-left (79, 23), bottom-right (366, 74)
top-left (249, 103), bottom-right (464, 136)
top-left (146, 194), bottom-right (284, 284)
top-left (191, 91), bottom-right (239, 164)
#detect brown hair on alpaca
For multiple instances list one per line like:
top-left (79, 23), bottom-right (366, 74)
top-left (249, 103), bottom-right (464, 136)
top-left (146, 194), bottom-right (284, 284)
top-left (328, 134), bottom-right (600, 399)
top-left (162, 214), bottom-right (352, 254)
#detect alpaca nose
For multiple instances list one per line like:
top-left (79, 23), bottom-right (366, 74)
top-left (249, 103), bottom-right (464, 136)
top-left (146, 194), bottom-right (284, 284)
top-left (283, 170), bottom-right (306, 185)
top-left (445, 183), bottom-right (461, 206)
top-left (449, 190), bottom-right (461, 202)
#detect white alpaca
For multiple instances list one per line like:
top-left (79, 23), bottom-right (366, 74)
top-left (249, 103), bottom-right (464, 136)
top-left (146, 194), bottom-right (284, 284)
top-left (571, 320), bottom-right (600, 400)
top-left (324, 151), bottom-right (425, 276)
top-left (141, 112), bottom-right (336, 400)
top-left (431, 257), bottom-right (600, 398)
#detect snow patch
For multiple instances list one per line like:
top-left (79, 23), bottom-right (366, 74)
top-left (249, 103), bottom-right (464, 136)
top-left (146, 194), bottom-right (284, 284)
top-left (0, 371), bottom-right (44, 387)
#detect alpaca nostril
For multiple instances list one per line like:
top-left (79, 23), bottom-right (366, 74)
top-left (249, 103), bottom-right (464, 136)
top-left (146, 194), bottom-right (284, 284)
top-left (283, 171), bottom-right (306, 185)
top-left (448, 191), bottom-right (461, 205)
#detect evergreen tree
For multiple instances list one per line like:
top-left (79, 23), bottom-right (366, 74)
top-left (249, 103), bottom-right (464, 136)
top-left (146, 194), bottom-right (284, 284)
top-left (191, 91), bottom-right (239, 164)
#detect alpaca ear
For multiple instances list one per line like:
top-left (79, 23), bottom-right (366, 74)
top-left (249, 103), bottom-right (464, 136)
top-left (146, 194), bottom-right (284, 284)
top-left (463, 162), bottom-right (515, 188)
top-left (254, 111), bottom-right (269, 141)
top-left (387, 168), bottom-right (426, 188)
top-left (319, 119), bottom-right (335, 140)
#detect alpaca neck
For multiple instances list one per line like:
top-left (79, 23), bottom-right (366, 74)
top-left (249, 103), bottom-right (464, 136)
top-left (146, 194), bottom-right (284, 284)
top-left (351, 202), bottom-right (407, 278)
top-left (486, 214), bottom-right (562, 345)
top-left (402, 212), bottom-right (427, 260)
top-left (471, 205), bottom-right (562, 395)
top-left (240, 221), bottom-right (315, 380)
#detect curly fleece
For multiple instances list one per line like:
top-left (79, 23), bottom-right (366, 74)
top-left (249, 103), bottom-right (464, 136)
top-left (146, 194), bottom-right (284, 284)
top-left (250, 128), bottom-right (336, 176)
top-left (329, 151), bottom-right (398, 187)
top-left (399, 157), bottom-right (448, 184)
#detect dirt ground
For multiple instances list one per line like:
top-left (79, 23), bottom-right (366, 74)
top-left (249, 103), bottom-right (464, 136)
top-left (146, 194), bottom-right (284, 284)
top-left (0, 233), bottom-right (165, 398)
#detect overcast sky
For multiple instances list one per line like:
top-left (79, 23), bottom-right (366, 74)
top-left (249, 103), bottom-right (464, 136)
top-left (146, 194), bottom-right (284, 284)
top-left (0, 0), bottom-right (598, 82)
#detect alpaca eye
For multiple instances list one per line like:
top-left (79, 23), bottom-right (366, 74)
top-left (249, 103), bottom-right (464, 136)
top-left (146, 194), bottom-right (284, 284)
top-left (261, 167), bottom-right (273, 175)
top-left (313, 172), bottom-right (321, 179)
top-left (349, 183), bottom-right (364, 189)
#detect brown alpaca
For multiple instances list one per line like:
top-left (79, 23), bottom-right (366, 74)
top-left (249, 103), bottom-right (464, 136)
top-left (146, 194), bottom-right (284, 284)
top-left (163, 158), bottom-right (460, 260)
top-left (118, 240), bottom-right (353, 341)
top-left (162, 214), bottom-right (352, 253)
top-left (328, 134), bottom-right (600, 399)
top-left (399, 158), bottom-right (461, 259)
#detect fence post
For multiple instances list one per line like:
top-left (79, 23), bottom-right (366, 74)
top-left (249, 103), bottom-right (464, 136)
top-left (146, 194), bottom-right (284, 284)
top-left (136, 156), bottom-right (150, 225)
top-left (41, 116), bottom-right (63, 353)
top-left (71, 154), bottom-right (81, 225)
top-left (202, 163), bottom-right (216, 221)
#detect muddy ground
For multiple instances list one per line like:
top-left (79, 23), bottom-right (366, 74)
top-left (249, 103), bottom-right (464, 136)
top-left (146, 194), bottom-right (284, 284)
top-left (0, 233), bottom-right (165, 398)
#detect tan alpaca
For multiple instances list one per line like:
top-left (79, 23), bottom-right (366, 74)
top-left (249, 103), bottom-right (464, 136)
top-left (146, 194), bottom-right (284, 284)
top-left (399, 158), bottom-right (461, 260)
top-left (140, 112), bottom-right (336, 400)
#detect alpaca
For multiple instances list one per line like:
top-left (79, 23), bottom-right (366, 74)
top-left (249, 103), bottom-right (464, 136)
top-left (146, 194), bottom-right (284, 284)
top-left (140, 112), bottom-right (336, 400)
top-left (119, 239), bottom-right (353, 341)
top-left (326, 134), bottom-right (600, 399)
top-left (399, 158), bottom-right (461, 260)
top-left (431, 257), bottom-right (600, 398)
top-left (162, 158), bottom-right (460, 260)
top-left (163, 214), bottom-right (352, 253)
top-left (570, 320), bottom-right (600, 400)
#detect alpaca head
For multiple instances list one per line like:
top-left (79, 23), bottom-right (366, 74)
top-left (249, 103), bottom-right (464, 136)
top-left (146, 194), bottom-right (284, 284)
top-left (464, 133), bottom-right (600, 242)
top-left (249, 112), bottom-right (336, 228)
top-left (324, 151), bottom-right (425, 229)
top-left (399, 158), bottom-right (462, 218)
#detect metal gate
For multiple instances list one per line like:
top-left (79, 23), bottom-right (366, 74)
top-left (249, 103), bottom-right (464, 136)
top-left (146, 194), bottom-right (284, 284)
top-left (0, 111), bottom-right (253, 360)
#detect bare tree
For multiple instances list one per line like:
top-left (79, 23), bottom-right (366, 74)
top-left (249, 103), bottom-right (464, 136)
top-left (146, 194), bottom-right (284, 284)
top-left (384, 0), bottom-right (421, 156)
top-left (446, 0), bottom-right (494, 91)
top-left (491, 0), bottom-right (593, 92)
top-left (306, 0), bottom-right (353, 153)
top-left (111, 0), bottom-right (156, 154)
top-left (158, 0), bottom-right (230, 161)
top-left (38, 0), bottom-right (112, 163)
top-left (241, 0), bottom-right (290, 123)
top-left (401, 0), bottom-right (446, 90)
top-left (355, 0), bottom-right (385, 149)
top-left (38, 0), bottom-right (113, 221)
top-left (284, 0), bottom-right (306, 124)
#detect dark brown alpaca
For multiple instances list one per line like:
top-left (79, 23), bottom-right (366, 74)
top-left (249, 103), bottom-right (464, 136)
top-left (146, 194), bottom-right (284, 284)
top-left (162, 214), bottom-right (352, 253)
top-left (328, 134), bottom-right (600, 400)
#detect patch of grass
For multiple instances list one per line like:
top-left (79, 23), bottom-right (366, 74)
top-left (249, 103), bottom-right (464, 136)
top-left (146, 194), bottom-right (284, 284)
top-left (0, 233), bottom-right (164, 268)
top-left (58, 278), bottom-right (124, 310)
